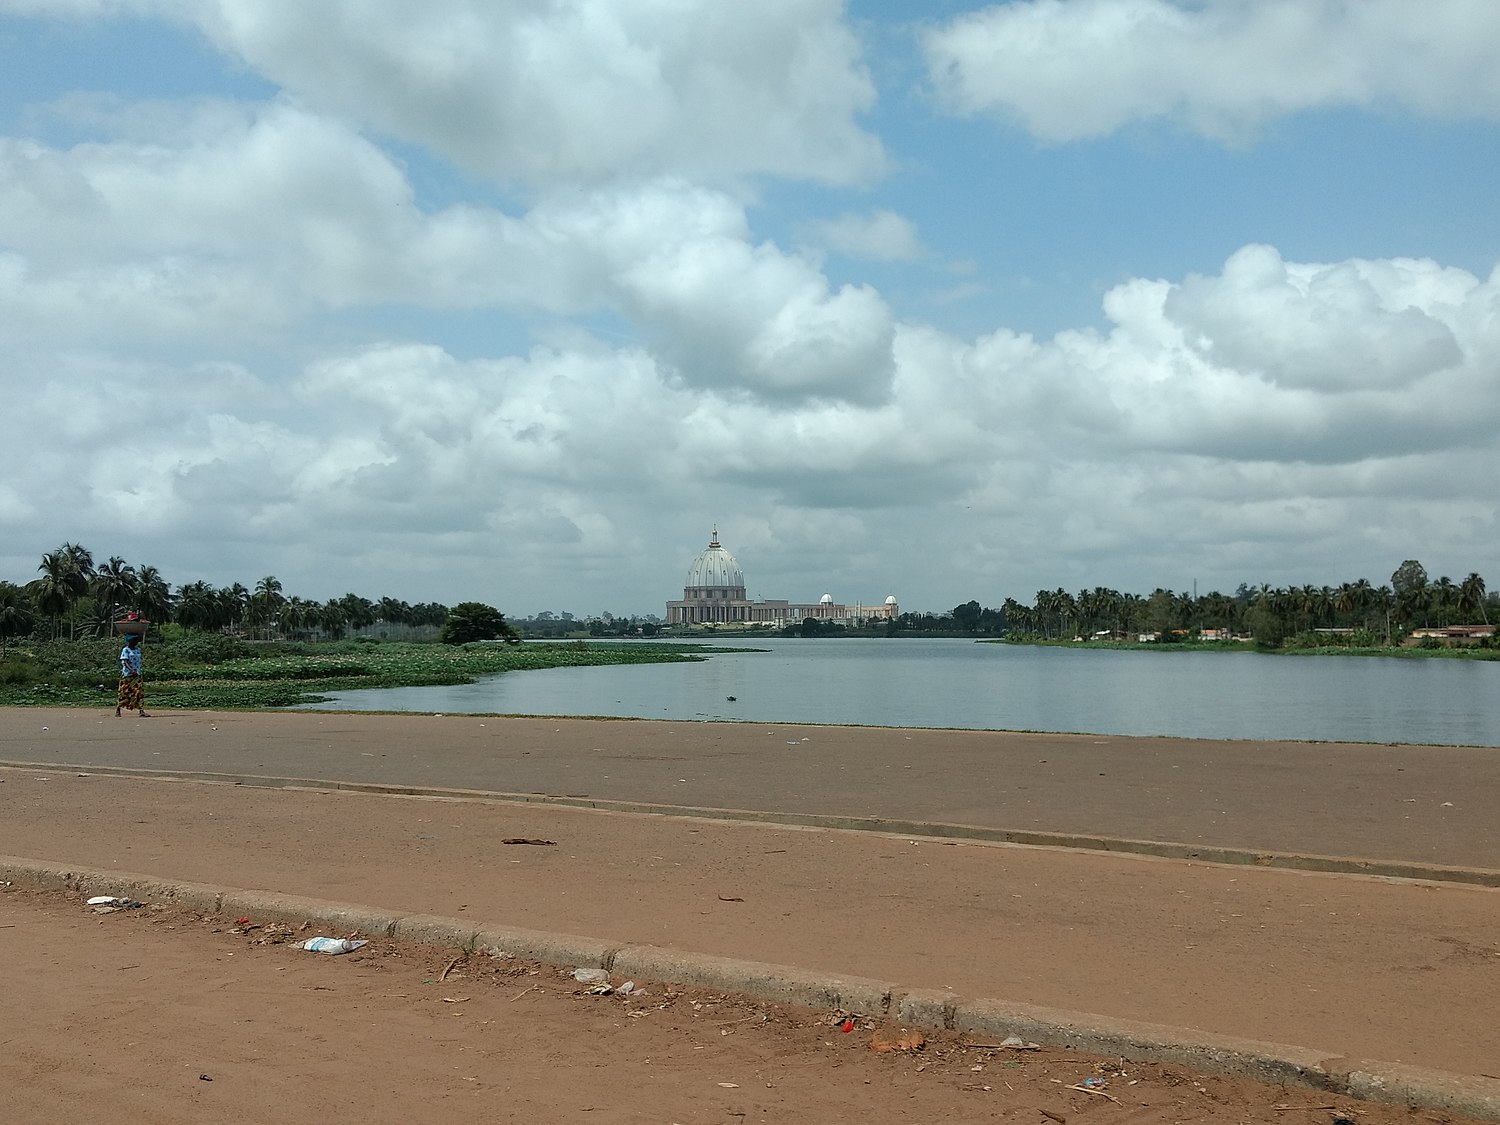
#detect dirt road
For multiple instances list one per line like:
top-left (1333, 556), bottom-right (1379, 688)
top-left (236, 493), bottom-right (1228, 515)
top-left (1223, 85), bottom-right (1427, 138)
top-left (1, 886), bottom-right (1486, 1125)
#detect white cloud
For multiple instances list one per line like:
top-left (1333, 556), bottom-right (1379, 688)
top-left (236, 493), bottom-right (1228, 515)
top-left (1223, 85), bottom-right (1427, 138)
top-left (173, 0), bottom-right (885, 188)
top-left (4, 242), bottom-right (1499, 606)
top-left (1165, 245), bottom-right (1466, 392)
top-left (923, 0), bottom-right (1500, 141)
top-left (1033, 252), bottom-right (1498, 465)
top-left (0, 108), bottom-right (896, 400)
top-left (2, 1), bottom-right (1497, 609)
top-left (801, 209), bottom-right (925, 262)
top-left (525, 183), bottom-right (899, 400)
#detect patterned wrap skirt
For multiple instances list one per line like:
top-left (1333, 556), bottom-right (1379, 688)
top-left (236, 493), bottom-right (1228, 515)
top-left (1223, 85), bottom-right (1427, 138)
top-left (118, 674), bottom-right (144, 711)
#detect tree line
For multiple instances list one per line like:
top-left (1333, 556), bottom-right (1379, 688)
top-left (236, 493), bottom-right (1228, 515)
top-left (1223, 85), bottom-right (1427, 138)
top-left (5, 543), bottom-right (1490, 651)
top-left (899, 559), bottom-right (1492, 646)
top-left (1, 542), bottom-right (451, 646)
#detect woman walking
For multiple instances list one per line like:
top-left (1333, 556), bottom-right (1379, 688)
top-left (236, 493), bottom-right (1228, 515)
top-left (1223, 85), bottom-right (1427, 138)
top-left (116, 633), bottom-right (149, 717)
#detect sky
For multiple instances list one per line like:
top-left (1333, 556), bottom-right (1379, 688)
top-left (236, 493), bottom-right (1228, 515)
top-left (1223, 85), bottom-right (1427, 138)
top-left (2, 0), bottom-right (1499, 618)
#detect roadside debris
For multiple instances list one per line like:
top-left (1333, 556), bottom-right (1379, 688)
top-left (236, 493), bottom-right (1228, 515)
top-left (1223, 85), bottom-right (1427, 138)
top-left (870, 1028), bottom-right (926, 1053)
top-left (502, 838), bottom-right (556, 846)
top-left (1066, 1079), bottom-right (1121, 1102)
top-left (237, 921), bottom-right (296, 945)
top-left (87, 896), bottom-right (143, 913)
top-left (564, 968), bottom-right (648, 1000)
top-left (300, 937), bottom-right (367, 954)
top-left (570, 968), bottom-right (614, 996)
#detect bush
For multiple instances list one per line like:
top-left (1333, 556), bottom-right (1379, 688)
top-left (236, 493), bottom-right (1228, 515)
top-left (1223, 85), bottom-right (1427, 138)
top-left (164, 633), bottom-right (254, 664)
top-left (0, 656), bottom-right (40, 685)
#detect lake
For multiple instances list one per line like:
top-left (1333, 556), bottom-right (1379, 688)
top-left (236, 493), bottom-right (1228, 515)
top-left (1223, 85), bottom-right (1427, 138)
top-left (300, 638), bottom-right (1500, 747)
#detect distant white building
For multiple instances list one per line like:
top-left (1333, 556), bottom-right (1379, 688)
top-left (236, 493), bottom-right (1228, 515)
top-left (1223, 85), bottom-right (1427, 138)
top-left (665, 529), bottom-right (898, 627)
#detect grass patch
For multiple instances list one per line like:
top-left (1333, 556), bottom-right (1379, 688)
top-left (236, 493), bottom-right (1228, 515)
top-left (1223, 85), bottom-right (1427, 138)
top-left (0, 638), bottom-right (730, 710)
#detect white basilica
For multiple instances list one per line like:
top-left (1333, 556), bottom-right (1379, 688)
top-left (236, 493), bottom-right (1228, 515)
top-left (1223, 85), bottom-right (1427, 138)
top-left (665, 528), bottom-right (898, 628)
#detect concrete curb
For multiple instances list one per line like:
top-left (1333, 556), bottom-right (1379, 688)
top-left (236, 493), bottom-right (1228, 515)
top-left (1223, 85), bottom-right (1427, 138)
top-left (6, 759), bottom-right (1498, 889)
top-left (3, 854), bottom-right (1498, 1121)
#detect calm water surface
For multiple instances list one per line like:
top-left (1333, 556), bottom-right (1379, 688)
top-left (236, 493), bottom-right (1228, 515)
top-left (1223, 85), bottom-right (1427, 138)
top-left (303, 638), bottom-right (1500, 746)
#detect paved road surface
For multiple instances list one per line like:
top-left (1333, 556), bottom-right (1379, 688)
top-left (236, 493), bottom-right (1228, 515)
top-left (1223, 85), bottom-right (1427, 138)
top-left (2, 708), bottom-right (1500, 1080)
top-left (3, 707), bottom-right (1498, 868)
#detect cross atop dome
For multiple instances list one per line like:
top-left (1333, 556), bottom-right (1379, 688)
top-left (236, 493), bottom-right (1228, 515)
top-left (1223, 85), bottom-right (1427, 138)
top-left (708, 525), bottom-right (720, 549)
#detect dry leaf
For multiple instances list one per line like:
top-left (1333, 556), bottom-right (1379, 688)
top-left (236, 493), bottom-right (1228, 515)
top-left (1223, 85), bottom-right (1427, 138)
top-left (870, 1029), bottom-right (926, 1053)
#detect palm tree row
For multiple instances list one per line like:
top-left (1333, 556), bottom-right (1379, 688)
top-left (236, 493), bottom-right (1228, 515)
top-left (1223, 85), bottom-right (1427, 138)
top-left (1002, 563), bottom-right (1490, 643)
top-left (4, 543), bottom-right (450, 643)
top-left (931, 560), bottom-right (1492, 645)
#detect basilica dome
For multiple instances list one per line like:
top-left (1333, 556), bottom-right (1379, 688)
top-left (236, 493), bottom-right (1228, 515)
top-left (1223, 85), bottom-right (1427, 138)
top-left (684, 528), bottom-right (745, 591)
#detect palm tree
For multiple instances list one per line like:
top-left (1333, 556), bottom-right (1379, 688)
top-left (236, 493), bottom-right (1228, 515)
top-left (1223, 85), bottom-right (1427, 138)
top-left (318, 600), bottom-right (348, 640)
top-left (0, 582), bottom-right (34, 651)
top-left (90, 557), bottom-right (138, 632)
top-left (1373, 585), bottom-right (1395, 644)
top-left (1053, 588), bottom-right (1077, 637)
top-left (377, 596), bottom-right (412, 638)
top-left (252, 576), bottom-right (286, 639)
top-left (1198, 591), bottom-right (1238, 633)
top-left (1347, 578), bottom-right (1374, 632)
top-left (33, 550), bottom-right (79, 639)
top-left (281, 596), bottom-right (313, 640)
top-left (219, 583), bottom-right (250, 633)
top-left (338, 593), bottom-right (376, 633)
top-left (1458, 573), bottom-right (1488, 625)
top-left (1032, 590), bottom-right (1054, 638)
top-left (134, 565), bottom-right (173, 626)
top-left (413, 602), bottom-right (449, 629)
top-left (1246, 585), bottom-right (1295, 646)
top-left (61, 543), bottom-right (95, 585)
top-left (1431, 576), bottom-right (1458, 626)
top-left (174, 581), bottom-right (217, 631)
top-left (1000, 598), bottom-right (1027, 635)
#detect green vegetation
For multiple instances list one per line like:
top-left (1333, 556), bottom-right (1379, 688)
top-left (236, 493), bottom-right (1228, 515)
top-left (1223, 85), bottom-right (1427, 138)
top-left (3, 541), bottom-right (665, 646)
top-left (440, 602), bottom-right (519, 645)
top-left (5, 539), bottom-right (1496, 667)
top-left (0, 637), bottom-right (718, 710)
top-left (900, 559), bottom-right (1496, 657)
top-left (6, 542), bottom-right (451, 646)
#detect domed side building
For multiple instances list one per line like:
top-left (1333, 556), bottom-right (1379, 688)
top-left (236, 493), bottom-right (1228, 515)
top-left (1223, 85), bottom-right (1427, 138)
top-left (666, 528), bottom-right (898, 627)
